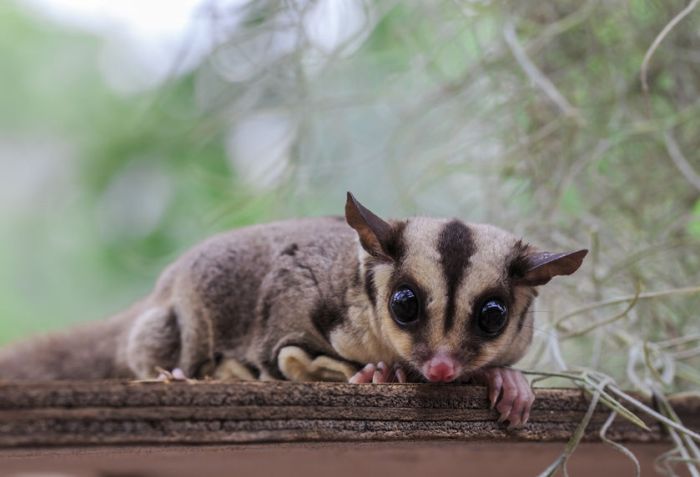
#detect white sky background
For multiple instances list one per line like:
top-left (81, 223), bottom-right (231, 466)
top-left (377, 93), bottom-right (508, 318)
top-left (17, 0), bottom-right (373, 190)
top-left (20, 0), bottom-right (229, 93)
top-left (19, 0), bottom-right (372, 94)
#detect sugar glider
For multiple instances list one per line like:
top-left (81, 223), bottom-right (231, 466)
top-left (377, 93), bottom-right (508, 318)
top-left (0, 193), bottom-right (587, 427)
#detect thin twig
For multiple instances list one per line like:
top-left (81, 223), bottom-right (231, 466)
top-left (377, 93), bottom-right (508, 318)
top-left (560, 283), bottom-right (641, 339)
top-left (555, 285), bottom-right (700, 328)
top-left (643, 341), bottom-right (673, 386)
top-left (607, 385), bottom-right (700, 442)
top-left (673, 347), bottom-right (700, 360)
top-left (599, 412), bottom-right (641, 477)
top-left (503, 18), bottom-right (580, 119)
top-left (654, 388), bottom-right (700, 477)
top-left (676, 362), bottom-right (700, 386)
top-left (526, 0), bottom-right (598, 54)
top-left (655, 448), bottom-right (683, 477)
top-left (538, 378), bottom-right (606, 477)
top-left (664, 130), bottom-right (700, 192)
top-left (658, 334), bottom-right (700, 349)
top-left (640, 0), bottom-right (700, 93)
top-left (663, 400), bottom-right (700, 466)
top-left (523, 369), bottom-right (650, 431)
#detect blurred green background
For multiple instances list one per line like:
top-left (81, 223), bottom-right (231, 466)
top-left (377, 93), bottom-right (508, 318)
top-left (1, 0), bottom-right (698, 392)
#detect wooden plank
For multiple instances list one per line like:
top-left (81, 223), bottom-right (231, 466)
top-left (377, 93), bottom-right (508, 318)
top-left (0, 442), bottom-right (677, 477)
top-left (0, 381), bottom-right (697, 447)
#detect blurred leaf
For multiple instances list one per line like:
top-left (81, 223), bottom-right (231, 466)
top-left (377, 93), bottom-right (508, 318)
top-left (688, 199), bottom-right (700, 238)
top-left (561, 185), bottom-right (583, 215)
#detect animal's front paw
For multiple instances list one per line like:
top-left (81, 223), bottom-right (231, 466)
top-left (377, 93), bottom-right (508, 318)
top-left (473, 367), bottom-right (535, 428)
top-left (348, 362), bottom-right (407, 384)
top-left (132, 367), bottom-right (193, 384)
top-left (156, 367), bottom-right (190, 382)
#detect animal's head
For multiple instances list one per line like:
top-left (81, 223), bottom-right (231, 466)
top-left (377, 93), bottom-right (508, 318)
top-left (345, 192), bottom-right (587, 382)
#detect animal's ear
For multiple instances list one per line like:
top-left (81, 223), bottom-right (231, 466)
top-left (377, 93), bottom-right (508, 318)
top-left (511, 248), bottom-right (588, 287)
top-left (345, 192), bottom-right (395, 261)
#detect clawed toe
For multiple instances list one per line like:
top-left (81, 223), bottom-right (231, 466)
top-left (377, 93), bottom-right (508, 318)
top-left (131, 367), bottom-right (192, 384)
top-left (349, 363), bottom-right (376, 383)
top-left (474, 367), bottom-right (535, 428)
top-left (349, 362), bottom-right (406, 384)
top-left (156, 367), bottom-right (190, 383)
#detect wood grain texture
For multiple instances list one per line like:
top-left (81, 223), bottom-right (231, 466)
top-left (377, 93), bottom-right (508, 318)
top-left (0, 381), bottom-right (697, 447)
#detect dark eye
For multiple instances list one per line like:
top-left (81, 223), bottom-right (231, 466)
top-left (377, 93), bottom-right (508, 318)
top-left (389, 286), bottom-right (419, 326)
top-left (477, 298), bottom-right (508, 335)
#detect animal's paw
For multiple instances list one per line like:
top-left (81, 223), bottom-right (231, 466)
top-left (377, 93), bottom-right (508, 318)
top-left (473, 367), bottom-right (535, 429)
top-left (155, 367), bottom-right (190, 382)
top-left (348, 362), bottom-right (407, 384)
top-left (131, 367), bottom-right (194, 384)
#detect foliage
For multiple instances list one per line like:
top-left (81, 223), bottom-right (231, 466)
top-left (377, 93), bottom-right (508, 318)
top-left (1, 0), bottom-right (699, 473)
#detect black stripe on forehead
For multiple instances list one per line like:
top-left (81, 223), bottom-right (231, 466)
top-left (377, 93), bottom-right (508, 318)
top-left (438, 220), bottom-right (475, 333)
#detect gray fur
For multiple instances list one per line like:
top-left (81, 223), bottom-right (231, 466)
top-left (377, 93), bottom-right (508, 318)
top-left (0, 196), bottom-right (586, 383)
top-left (0, 217), bottom-right (361, 380)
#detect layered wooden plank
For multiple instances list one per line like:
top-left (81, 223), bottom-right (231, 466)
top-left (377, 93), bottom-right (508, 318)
top-left (0, 381), bottom-right (697, 447)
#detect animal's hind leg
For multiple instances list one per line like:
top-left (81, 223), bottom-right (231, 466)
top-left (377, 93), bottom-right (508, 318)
top-left (170, 289), bottom-right (220, 378)
top-left (126, 306), bottom-right (181, 378)
top-left (126, 302), bottom-right (219, 379)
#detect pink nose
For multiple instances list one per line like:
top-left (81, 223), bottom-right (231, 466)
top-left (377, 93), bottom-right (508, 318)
top-left (425, 355), bottom-right (457, 382)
